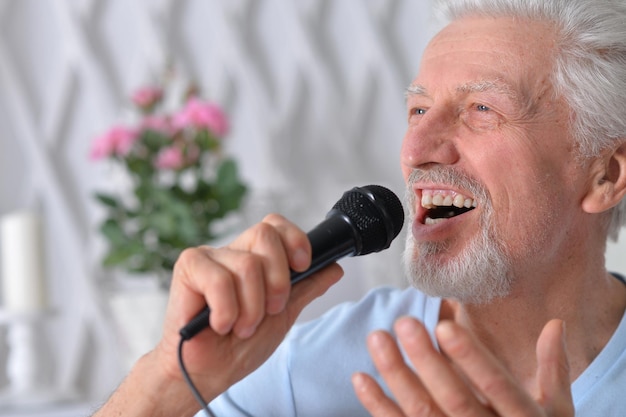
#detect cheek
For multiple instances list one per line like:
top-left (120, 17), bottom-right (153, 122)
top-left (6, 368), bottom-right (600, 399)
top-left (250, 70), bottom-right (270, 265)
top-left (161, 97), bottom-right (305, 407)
top-left (483, 127), bottom-right (564, 183)
top-left (471, 136), bottom-right (546, 219)
top-left (481, 139), bottom-right (578, 236)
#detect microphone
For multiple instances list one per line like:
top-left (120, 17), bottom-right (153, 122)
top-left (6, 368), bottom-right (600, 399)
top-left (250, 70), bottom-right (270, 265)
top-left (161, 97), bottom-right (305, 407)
top-left (179, 184), bottom-right (405, 340)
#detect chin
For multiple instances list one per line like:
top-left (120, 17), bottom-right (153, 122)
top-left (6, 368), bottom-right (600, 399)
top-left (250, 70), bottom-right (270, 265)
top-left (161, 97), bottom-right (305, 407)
top-left (402, 227), bottom-right (514, 304)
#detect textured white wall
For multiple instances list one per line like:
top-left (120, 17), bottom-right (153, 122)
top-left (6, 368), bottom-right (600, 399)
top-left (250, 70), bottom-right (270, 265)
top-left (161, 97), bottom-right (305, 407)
top-left (0, 0), bottom-right (438, 406)
top-left (0, 0), bottom-right (624, 410)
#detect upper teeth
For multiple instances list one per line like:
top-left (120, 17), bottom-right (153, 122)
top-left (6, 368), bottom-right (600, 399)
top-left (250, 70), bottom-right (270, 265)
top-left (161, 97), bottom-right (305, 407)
top-left (421, 190), bottom-right (477, 209)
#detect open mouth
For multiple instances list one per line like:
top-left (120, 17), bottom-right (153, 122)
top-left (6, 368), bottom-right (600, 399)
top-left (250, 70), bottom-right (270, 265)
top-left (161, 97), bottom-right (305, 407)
top-left (421, 189), bottom-right (477, 225)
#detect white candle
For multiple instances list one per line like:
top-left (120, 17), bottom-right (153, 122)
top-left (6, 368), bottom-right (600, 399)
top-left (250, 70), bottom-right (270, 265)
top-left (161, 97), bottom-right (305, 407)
top-left (0, 211), bottom-right (47, 313)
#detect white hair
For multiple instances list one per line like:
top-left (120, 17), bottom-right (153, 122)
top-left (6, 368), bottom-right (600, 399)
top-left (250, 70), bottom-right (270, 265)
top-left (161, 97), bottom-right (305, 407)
top-left (434, 0), bottom-right (626, 240)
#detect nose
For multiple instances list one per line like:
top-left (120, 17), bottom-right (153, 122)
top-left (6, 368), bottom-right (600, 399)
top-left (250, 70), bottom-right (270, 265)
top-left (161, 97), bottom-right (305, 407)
top-left (400, 106), bottom-right (460, 172)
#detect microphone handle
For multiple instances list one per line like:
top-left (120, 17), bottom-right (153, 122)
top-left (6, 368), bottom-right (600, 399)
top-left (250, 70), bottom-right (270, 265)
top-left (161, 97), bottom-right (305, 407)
top-left (179, 215), bottom-right (357, 341)
top-left (290, 213), bottom-right (356, 284)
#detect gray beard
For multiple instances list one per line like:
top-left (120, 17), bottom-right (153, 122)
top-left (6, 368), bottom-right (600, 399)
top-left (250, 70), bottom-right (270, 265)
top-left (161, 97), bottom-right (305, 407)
top-left (402, 169), bottom-right (513, 304)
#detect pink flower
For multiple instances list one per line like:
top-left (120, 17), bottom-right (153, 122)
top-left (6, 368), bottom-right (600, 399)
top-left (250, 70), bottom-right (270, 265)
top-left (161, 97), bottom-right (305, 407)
top-left (172, 98), bottom-right (229, 137)
top-left (90, 125), bottom-right (138, 160)
top-left (155, 146), bottom-right (185, 170)
top-left (89, 133), bottom-right (116, 160)
top-left (131, 86), bottom-right (163, 109)
top-left (140, 115), bottom-right (173, 135)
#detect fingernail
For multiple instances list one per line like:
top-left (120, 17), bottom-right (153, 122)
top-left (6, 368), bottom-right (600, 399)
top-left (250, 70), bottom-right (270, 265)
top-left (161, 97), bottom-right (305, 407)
top-left (395, 316), bottom-right (421, 339)
top-left (237, 325), bottom-right (257, 339)
top-left (351, 373), bottom-right (367, 391)
top-left (368, 332), bottom-right (392, 362)
top-left (369, 331), bottom-right (388, 349)
top-left (211, 317), bottom-right (235, 336)
top-left (267, 295), bottom-right (287, 314)
top-left (435, 320), bottom-right (457, 344)
top-left (292, 248), bottom-right (309, 270)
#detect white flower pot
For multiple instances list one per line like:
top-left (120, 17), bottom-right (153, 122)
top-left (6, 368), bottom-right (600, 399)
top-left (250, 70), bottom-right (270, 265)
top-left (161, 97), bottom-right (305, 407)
top-left (108, 289), bottom-right (169, 372)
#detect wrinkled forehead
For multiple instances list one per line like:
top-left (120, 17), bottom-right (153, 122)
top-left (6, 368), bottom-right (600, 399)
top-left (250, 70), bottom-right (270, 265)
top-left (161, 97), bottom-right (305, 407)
top-left (413, 16), bottom-right (559, 103)
top-left (427, 15), bottom-right (557, 66)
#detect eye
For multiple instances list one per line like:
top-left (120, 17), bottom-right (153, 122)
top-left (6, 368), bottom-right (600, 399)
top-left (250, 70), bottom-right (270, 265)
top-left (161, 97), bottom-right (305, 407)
top-left (407, 107), bottom-right (427, 124)
top-left (461, 103), bottom-right (500, 131)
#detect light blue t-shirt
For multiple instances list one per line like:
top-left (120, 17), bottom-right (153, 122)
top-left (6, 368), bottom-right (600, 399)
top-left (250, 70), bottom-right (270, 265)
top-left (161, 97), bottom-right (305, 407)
top-left (200, 286), bottom-right (626, 416)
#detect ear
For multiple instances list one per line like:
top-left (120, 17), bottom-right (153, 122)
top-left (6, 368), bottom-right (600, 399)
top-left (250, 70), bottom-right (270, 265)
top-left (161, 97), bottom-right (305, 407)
top-left (582, 141), bottom-right (626, 214)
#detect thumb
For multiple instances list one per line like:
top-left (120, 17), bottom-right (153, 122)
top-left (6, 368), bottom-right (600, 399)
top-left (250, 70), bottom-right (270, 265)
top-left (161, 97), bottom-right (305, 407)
top-left (535, 319), bottom-right (574, 416)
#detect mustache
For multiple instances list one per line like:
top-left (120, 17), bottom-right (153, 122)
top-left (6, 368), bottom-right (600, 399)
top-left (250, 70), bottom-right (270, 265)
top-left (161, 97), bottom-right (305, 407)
top-left (404, 167), bottom-right (490, 207)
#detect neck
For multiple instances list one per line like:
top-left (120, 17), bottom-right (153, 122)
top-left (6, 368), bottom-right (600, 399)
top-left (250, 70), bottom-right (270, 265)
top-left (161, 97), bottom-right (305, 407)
top-left (440, 267), bottom-right (626, 390)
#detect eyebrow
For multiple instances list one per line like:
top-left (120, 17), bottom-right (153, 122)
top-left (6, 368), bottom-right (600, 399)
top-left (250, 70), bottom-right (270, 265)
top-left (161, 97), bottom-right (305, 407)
top-left (405, 79), bottom-right (521, 103)
top-left (405, 84), bottom-right (427, 100)
top-left (457, 80), bottom-right (519, 101)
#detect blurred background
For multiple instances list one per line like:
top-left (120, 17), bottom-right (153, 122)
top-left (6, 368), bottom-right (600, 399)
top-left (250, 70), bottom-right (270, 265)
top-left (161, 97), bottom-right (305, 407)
top-left (0, 0), bottom-right (624, 415)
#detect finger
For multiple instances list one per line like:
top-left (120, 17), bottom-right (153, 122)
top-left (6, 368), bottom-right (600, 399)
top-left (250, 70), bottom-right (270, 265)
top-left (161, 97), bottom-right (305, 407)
top-left (172, 246), bottom-right (269, 337)
top-left (394, 317), bottom-right (486, 417)
top-left (535, 320), bottom-right (574, 416)
top-left (261, 213), bottom-right (312, 272)
top-left (169, 247), bottom-right (239, 335)
top-left (261, 214), bottom-right (312, 313)
top-left (352, 372), bottom-right (405, 417)
top-left (231, 214), bottom-right (311, 315)
top-left (199, 246), bottom-right (274, 338)
top-left (229, 251), bottom-right (267, 339)
top-left (228, 263), bottom-right (343, 366)
top-left (366, 327), bottom-right (445, 416)
top-left (435, 320), bottom-right (543, 416)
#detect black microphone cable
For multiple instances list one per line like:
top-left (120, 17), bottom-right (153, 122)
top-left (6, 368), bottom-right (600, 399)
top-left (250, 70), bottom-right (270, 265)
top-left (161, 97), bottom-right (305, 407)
top-left (178, 336), bottom-right (216, 417)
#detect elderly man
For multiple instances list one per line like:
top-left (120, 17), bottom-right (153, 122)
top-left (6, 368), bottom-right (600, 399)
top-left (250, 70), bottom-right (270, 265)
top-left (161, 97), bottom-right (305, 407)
top-left (94, 0), bottom-right (626, 415)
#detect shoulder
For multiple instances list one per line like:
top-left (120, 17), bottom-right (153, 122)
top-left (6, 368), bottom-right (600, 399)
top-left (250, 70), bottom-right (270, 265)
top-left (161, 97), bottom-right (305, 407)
top-left (573, 301), bottom-right (626, 414)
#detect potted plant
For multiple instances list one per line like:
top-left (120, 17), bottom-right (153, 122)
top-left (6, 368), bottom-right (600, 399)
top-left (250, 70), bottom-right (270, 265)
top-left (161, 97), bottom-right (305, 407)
top-left (90, 79), bottom-right (247, 290)
top-left (89, 77), bottom-right (247, 369)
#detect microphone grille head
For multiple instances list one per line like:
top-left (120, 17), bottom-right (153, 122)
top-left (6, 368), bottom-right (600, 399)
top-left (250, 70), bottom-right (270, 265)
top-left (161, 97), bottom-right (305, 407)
top-left (331, 185), bottom-right (405, 255)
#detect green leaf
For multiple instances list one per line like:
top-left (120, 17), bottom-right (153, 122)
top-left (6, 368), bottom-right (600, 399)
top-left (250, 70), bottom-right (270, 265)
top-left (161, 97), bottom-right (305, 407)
top-left (102, 248), bottom-right (133, 267)
top-left (148, 212), bottom-right (177, 237)
top-left (126, 155), bottom-right (155, 179)
top-left (100, 219), bottom-right (127, 245)
top-left (216, 159), bottom-right (239, 190)
top-left (214, 159), bottom-right (247, 214)
top-left (94, 193), bottom-right (119, 209)
top-left (196, 129), bottom-right (220, 151)
top-left (141, 129), bottom-right (170, 151)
